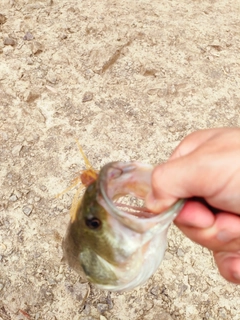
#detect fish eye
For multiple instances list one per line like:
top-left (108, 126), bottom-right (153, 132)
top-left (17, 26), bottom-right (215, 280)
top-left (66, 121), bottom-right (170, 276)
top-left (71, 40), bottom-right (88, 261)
top-left (85, 217), bottom-right (102, 230)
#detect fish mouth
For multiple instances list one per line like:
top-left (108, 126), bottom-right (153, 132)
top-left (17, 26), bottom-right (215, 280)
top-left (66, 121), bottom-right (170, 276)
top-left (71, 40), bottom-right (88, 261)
top-left (97, 162), bottom-right (185, 233)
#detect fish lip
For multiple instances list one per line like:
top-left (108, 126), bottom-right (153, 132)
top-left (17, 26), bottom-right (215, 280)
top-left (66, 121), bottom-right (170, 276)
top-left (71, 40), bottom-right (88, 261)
top-left (97, 161), bottom-right (185, 233)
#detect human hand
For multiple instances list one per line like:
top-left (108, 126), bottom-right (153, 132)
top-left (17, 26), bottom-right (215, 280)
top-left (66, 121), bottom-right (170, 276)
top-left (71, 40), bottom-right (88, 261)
top-left (146, 128), bottom-right (240, 284)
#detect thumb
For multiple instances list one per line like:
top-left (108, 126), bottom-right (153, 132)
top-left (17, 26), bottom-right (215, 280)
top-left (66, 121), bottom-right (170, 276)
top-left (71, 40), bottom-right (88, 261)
top-left (145, 156), bottom-right (199, 212)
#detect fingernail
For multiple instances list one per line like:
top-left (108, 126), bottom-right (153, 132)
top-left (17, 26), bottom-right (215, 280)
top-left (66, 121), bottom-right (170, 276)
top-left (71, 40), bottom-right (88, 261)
top-left (145, 192), bottom-right (161, 212)
top-left (217, 230), bottom-right (236, 243)
top-left (145, 193), bottom-right (175, 213)
top-left (145, 191), bottom-right (158, 205)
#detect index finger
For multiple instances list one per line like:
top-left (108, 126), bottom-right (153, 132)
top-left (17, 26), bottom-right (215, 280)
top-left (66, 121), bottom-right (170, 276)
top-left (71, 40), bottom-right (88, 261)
top-left (170, 128), bottom-right (228, 160)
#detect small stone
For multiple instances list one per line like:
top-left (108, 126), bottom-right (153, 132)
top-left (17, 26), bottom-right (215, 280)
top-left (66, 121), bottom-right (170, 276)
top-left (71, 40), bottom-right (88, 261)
top-left (22, 205), bottom-right (33, 216)
top-left (23, 31), bottom-right (34, 41)
top-left (24, 90), bottom-right (40, 102)
top-left (97, 303), bottom-right (108, 313)
top-left (1, 131), bottom-right (8, 140)
top-left (147, 88), bottom-right (159, 95)
top-left (4, 37), bottom-right (16, 46)
top-left (82, 91), bottom-right (93, 102)
top-left (71, 283), bottom-right (89, 301)
top-left (31, 41), bottom-right (44, 55)
top-left (164, 251), bottom-right (173, 260)
top-left (6, 173), bottom-right (13, 180)
top-left (150, 286), bottom-right (159, 296)
top-left (106, 293), bottom-right (113, 310)
top-left (169, 126), bottom-right (176, 133)
top-left (58, 265), bottom-right (63, 274)
top-left (178, 283), bottom-right (188, 296)
top-left (100, 316), bottom-right (107, 320)
top-left (177, 248), bottom-right (185, 257)
top-left (55, 273), bottom-right (63, 281)
top-left (34, 196), bottom-right (41, 202)
top-left (46, 70), bottom-right (57, 84)
top-left (0, 14), bottom-right (7, 25)
top-left (12, 145), bottom-right (22, 156)
top-left (9, 194), bottom-right (18, 202)
top-left (0, 283), bottom-right (4, 291)
top-left (26, 57), bottom-right (34, 65)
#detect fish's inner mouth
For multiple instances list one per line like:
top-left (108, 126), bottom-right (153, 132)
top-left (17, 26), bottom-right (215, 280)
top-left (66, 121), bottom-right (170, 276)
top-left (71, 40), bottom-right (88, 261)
top-left (113, 195), bottom-right (156, 218)
top-left (98, 162), bottom-right (157, 219)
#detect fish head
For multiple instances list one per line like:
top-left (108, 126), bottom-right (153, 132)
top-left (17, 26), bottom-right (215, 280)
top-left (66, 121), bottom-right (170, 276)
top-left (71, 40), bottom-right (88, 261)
top-left (63, 162), bottom-right (185, 291)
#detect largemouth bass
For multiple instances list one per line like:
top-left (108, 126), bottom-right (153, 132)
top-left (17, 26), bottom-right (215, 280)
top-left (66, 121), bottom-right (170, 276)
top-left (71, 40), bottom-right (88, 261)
top-left (62, 161), bottom-right (184, 291)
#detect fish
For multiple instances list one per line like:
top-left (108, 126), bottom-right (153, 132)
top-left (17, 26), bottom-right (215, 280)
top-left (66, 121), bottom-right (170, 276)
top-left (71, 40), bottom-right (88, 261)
top-left (62, 154), bottom-right (184, 291)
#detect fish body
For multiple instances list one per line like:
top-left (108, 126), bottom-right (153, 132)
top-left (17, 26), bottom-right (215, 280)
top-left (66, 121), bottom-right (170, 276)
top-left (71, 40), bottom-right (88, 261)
top-left (63, 162), bottom-right (184, 291)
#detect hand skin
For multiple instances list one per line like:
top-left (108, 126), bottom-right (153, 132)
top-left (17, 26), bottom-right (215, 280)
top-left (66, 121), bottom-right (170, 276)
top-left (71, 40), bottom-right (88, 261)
top-left (146, 127), bottom-right (240, 284)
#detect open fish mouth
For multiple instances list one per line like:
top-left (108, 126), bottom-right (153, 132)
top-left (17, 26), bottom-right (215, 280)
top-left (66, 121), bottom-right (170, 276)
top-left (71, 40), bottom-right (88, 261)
top-left (101, 162), bottom-right (154, 218)
top-left (97, 162), bottom-right (185, 233)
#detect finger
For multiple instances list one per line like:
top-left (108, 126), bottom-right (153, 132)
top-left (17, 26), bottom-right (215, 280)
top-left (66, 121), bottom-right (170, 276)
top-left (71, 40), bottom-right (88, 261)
top-left (170, 128), bottom-right (227, 160)
top-left (146, 154), bottom-right (207, 212)
top-left (214, 251), bottom-right (240, 284)
top-left (174, 201), bottom-right (215, 228)
top-left (175, 212), bottom-right (240, 252)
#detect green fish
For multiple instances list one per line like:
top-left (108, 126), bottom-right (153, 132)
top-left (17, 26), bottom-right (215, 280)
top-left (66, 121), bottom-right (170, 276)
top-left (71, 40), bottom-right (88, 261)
top-left (62, 162), bottom-right (184, 291)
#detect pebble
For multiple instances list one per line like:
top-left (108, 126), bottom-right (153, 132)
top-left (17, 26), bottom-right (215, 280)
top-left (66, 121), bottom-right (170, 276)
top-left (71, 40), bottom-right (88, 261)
top-left (97, 303), bottom-right (108, 313)
top-left (177, 248), bottom-right (185, 257)
top-left (46, 70), bottom-right (57, 84)
top-left (169, 126), bottom-right (176, 133)
top-left (58, 265), bottom-right (63, 274)
top-left (164, 251), bottom-right (173, 260)
top-left (14, 190), bottom-right (22, 198)
top-left (147, 88), bottom-right (159, 95)
top-left (4, 37), bottom-right (16, 46)
top-left (150, 286), bottom-right (159, 296)
top-left (24, 90), bottom-right (40, 102)
top-left (31, 41), bottom-right (44, 55)
top-left (22, 205), bottom-right (33, 216)
top-left (82, 91), bottom-right (93, 102)
top-left (0, 14), bottom-right (7, 25)
top-left (12, 145), bottom-right (22, 156)
top-left (26, 58), bottom-right (34, 65)
top-left (9, 194), bottom-right (18, 202)
top-left (23, 31), bottom-right (34, 41)
top-left (1, 131), bottom-right (8, 140)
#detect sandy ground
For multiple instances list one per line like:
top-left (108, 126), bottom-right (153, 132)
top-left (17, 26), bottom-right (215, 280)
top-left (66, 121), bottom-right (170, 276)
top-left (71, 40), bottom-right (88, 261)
top-left (1, 0), bottom-right (240, 319)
